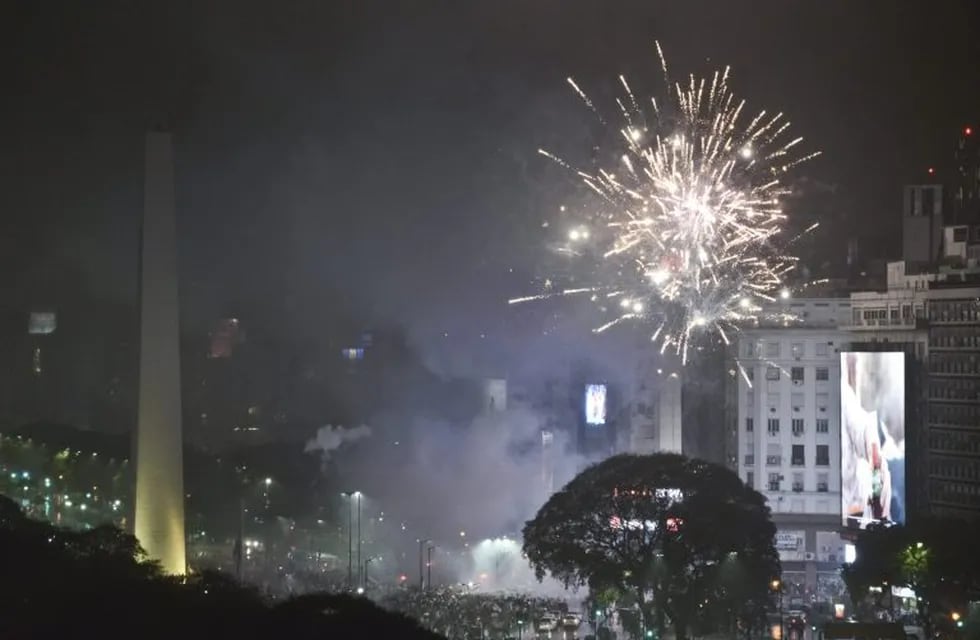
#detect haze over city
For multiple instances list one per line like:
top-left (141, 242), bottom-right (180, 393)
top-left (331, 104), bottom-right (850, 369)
top-left (2, 2), bottom-right (980, 639)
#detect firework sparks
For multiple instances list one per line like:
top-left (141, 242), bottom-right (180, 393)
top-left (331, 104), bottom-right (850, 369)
top-left (511, 43), bottom-right (820, 363)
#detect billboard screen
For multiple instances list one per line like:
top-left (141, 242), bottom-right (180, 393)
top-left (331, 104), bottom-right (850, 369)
top-left (28, 312), bottom-right (57, 335)
top-left (208, 318), bottom-right (242, 359)
top-left (840, 352), bottom-right (906, 529)
top-left (585, 384), bottom-right (607, 425)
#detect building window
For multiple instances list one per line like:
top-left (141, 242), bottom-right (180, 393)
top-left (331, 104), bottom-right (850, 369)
top-left (768, 473), bottom-right (781, 491)
top-left (767, 418), bottom-right (780, 435)
top-left (815, 367), bottom-right (829, 381)
top-left (745, 453), bottom-right (755, 466)
top-left (746, 471), bottom-right (754, 488)
top-left (815, 342), bottom-right (829, 357)
top-left (791, 367), bottom-right (804, 384)
top-left (816, 444), bottom-right (830, 466)
top-left (746, 417), bottom-right (754, 432)
top-left (745, 366), bottom-right (754, 381)
top-left (765, 342), bottom-right (780, 358)
top-left (766, 367), bottom-right (780, 381)
top-left (817, 472), bottom-right (829, 492)
top-left (792, 472), bottom-right (804, 492)
top-left (741, 341), bottom-right (757, 358)
top-left (816, 418), bottom-right (829, 434)
top-left (791, 342), bottom-right (804, 359)
top-left (792, 418), bottom-right (805, 436)
top-left (816, 393), bottom-right (829, 413)
top-left (791, 392), bottom-right (804, 412)
top-left (791, 444), bottom-right (805, 466)
top-left (766, 444), bottom-right (782, 467)
top-left (767, 392), bottom-right (779, 415)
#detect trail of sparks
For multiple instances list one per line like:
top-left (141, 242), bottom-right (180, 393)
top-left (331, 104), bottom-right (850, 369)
top-left (511, 42), bottom-right (820, 363)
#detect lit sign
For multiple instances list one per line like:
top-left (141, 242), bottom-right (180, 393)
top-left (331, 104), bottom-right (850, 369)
top-left (840, 352), bottom-right (906, 529)
top-left (341, 347), bottom-right (365, 361)
top-left (609, 516), bottom-right (683, 532)
top-left (775, 532), bottom-right (802, 550)
top-left (28, 312), bottom-right (56, 335)
top-left (585, 384), bottom-right (607, 425)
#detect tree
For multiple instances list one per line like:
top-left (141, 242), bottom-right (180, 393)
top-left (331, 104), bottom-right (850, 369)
top-left (522, 453), bottom-right (779, 640)
top-left (0, 496), bottom-right (443, 639)
top-left (842, 520), bottom-right (980, 638)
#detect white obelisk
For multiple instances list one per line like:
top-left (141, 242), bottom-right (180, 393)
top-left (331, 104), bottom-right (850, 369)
top-left (134, 130), bottom-right (186, 574)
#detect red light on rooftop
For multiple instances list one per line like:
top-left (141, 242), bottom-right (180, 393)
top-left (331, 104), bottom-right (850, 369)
top-left (966, 126), bottom-right (973, 136)
top-left (927, 167), bottom-right (935, 175)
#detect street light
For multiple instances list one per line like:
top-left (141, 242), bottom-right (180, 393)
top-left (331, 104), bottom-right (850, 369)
top-left (418, 538), bottom-right (431, 590)
top-left (427, 544), bottom-right (436, 590)
top-left (771, 579), bottom-right (783, 640)
top-left (363, 556), bottom-right (378, 590)
top-left (354, 492), bottom-right (362, 588)
top-left (341, 491), bottom-right (362, 590)
top-left (263, 477), bottom-right (273, 509)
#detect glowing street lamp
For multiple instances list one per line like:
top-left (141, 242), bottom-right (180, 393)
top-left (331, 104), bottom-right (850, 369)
top-left (417, 538), bottom-right (432, 590)
top-left (363, 556), bottom-right (379, 590)
top-left (771, 579), bottom-right (784, 639)
top-left (341, 491), bottom-right (362, 589)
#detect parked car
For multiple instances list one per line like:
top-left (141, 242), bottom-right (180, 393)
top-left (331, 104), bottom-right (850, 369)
top-left (562, 612), bottom-right (583, 628)
top-left (538, 615), bottom-right (559, 632)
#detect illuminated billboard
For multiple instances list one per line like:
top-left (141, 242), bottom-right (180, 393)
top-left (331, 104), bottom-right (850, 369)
top-left (28, 312), bottom-right (56, 335)
top-left (209, 318), bottom-right (242, 358)
top-left (840, 352), bottom-right (906, 529)
top-left (585, 384), bottom-right (607, 425)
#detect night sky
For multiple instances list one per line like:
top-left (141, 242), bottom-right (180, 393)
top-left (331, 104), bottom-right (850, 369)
top-left (2, 1), bottom-right (979, 377)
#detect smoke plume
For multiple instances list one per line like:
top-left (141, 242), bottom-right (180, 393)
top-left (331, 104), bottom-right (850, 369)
top-left (305, 424), bottom-right (373, 461)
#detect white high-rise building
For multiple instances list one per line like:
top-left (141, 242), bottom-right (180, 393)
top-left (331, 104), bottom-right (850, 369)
top-left (733, 298), bottom-right (851, 607)
top-left (482, 378), bottom-right (507, 413)
top-left (628, 353), bottom-right (682, 455)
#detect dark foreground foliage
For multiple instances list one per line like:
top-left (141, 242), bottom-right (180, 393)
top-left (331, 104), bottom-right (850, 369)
top-left (0, 495), bottom-right (442, 640)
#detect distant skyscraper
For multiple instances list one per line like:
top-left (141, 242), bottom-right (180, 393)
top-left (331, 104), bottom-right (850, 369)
top-left (902, 184), bottom-right (943, 266)
top-left (952, 126), bottom-right (980, 225)
top-left (134, 131), bottom-right (186, 575)
top-left (657, 369), bottom-right (682, 454)
top-left (482, 378), bottom-right (507, 413)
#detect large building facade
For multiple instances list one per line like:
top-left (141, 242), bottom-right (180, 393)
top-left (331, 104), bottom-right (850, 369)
top-left (848, 261), bottom-right (980, 520)
top-left (732, 299), bottom-right (852, 608)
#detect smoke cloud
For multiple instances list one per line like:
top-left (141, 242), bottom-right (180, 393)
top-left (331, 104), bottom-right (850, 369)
top-left (332, 404), bottom-right (587, 594)
top-left (305, 424), bottom-right (373, 461)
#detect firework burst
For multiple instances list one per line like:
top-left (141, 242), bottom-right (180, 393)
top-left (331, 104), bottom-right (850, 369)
top-left (512, 42), bottom-right (820, 363)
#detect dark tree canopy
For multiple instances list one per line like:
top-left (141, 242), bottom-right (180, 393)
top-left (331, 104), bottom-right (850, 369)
top-left (842, 519), bottom-right (980, 637)
top-left (0, 495), bottom-right (441, 639)
top-left (523, 453), bottom-right (779, 640)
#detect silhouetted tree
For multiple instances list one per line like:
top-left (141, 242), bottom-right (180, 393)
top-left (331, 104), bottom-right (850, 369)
top-left (522, 453), bottom-right (779, 640)
top-left (842, 520), bottom-right (980, 638)
top-left (0, 496), bottom-right (443, 639)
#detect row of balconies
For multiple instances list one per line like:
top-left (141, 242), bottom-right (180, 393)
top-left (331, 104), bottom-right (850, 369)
top-left (843, 317), bottom-right (924, 330)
